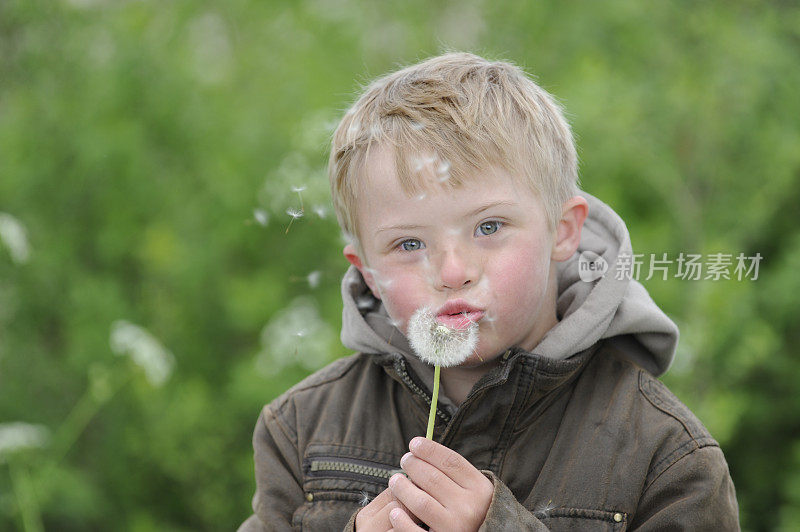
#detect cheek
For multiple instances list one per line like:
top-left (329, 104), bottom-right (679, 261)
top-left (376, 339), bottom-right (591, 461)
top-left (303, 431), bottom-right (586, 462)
top-left (488, 247), bottom-right (551, 310)
top-left (374, 268), bottom-right (428, 327)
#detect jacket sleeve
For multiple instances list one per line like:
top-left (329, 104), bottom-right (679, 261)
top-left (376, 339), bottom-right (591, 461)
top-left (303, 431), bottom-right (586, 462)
top-left (630, 444), bottom-right (740, 530)
top-left (238, 404), bottom-right (306, 532)
top-left (477, 470), bottom-right (550, 531)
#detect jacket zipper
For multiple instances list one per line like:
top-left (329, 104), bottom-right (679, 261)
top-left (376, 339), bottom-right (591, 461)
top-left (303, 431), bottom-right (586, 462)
top-left (392, 358), bottom-right (451, 424)
top-left (306, 456), bottom-right (404, 481)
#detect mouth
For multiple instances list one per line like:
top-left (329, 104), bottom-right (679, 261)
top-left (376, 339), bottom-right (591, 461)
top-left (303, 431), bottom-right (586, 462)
top-left (435, 299), bottom-right (485, 330)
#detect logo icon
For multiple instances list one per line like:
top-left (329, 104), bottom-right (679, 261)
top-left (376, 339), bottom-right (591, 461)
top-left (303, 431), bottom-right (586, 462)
top-left (578, 251), bottom-right (608, 282)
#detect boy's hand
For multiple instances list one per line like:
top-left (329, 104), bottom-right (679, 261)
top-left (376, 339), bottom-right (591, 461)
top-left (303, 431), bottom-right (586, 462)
top-left (387, 437), bottom-right (494, 531)
top-left (354, 486), bottom-right (423, 531)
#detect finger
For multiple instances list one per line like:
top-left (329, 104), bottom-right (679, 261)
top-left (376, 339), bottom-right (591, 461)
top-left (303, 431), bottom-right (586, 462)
top-left (359, 487), bottom-right (396, 518)
top-left (388, 506), bottom-right (427, 531)
top-left (389, 472), bottom-right (446, 529)
top-left (356, 498), bottom-right (399, 531)
top-left (400, 451), bottom-right (462, 507)
top-left (408, 437), bottom-right (479, 489)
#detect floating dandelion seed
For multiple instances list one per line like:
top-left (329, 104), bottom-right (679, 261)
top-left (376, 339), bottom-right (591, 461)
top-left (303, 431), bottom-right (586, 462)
top-left (285, 208), bottom-right (304, 234)
top-left (358, 490), bottom-right (372, 507)
top-left (253, 208), bottom-right (269, 227)
top-left (255, 297), bottom-right (334, 375)
top-left (291, 185), bottom-right (306, 212)
top-left (355, 294), bottom-right (375, 311)
top-left (436, 160), bottom-right (451, 182)
top-left (312, 205), bottom-right (328, 218)
top-left (307, 270), bottom-right (322, 288)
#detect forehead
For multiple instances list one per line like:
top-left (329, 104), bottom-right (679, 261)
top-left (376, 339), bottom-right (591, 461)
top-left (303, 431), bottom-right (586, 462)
top-left (360, 143), bottom-right (522, 200)
top-left (356, 145), bottom-right (542, 225)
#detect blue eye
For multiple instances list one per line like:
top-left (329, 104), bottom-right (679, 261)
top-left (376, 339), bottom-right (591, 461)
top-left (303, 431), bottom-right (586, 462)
top-left (476, 221), bottom-right (502, 236)
top-left (399, 239), bottom-right (425, 251)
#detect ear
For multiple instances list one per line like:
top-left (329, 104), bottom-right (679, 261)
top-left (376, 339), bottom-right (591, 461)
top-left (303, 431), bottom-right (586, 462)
top-left (551, 196), bottom-right (589, 262)
top-left (343, 244), bottom-right (382, 300)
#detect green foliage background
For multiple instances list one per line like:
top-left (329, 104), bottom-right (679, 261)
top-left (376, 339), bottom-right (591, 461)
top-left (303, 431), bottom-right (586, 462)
top-left (1, 0), bottom-right (798, 530)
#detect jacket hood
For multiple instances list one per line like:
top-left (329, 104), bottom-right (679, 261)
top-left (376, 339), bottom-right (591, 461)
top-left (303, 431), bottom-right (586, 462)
top-left (340, 190), bottom-right (678, 380)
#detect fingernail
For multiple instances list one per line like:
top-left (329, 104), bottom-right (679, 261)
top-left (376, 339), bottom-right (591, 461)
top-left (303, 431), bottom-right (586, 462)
top-left (389, 473), bottom-right (400, 488)
top-left (410, 437), bottom-right (423, 452)
top-left (390, 508), bottom-right (402, 521)
top-left (400, 452), bottom-right (412, 468)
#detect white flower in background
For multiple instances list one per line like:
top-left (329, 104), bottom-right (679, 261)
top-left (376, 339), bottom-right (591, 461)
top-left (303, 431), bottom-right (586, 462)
top-left (110, 320), bottom-right (175, 386)
top-left (256, 297), bottom-right (334, 375)
top-left (0, 423), bottom-right (50, 460)
top-left (407, 307), bottom-right (478, 367)
top-left (0, 212), bottom-right (30, 264)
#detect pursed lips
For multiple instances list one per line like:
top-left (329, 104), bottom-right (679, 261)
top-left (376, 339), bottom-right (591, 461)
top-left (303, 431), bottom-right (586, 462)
top-left (435, 299), bottom-right (485, 330)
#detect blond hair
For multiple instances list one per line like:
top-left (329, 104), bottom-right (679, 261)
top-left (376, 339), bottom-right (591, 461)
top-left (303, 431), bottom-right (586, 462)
top-left (328, 51), bottom-right (579, 247)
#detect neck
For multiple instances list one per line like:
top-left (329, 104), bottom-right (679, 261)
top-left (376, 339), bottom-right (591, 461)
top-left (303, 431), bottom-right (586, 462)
top-left (439, 361), bottom-right (501, 406)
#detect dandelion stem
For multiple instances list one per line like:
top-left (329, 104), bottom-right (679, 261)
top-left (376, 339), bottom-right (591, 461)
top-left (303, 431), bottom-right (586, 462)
top-left (426, 364), bottom-right (440, 439)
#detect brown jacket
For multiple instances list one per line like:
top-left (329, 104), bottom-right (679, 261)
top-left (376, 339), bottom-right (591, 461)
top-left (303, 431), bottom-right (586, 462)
top-left (239, 192), bottom-right (740, 530)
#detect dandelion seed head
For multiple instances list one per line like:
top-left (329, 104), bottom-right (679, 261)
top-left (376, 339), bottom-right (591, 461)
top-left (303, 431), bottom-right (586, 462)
top-left (407, 307), bottom-right (478, 367)
top-left (291, 185), bottom-right (307, 193)
top-left (286, 208), bottom-right (304, 219)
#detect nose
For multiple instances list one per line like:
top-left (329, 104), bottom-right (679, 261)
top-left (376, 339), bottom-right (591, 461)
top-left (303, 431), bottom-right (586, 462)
top-left (435, 247), bottom-right (479, 291)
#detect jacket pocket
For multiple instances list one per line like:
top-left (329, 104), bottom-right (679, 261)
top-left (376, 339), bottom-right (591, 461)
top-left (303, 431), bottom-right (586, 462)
top-left (536, 507), bottom-right (628, 531)
top-left (296, 443), bottom-right (404, 531)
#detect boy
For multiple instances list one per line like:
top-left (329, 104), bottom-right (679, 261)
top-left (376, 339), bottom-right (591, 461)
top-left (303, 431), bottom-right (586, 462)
top-left (240, 52), bottom-right (739, 530)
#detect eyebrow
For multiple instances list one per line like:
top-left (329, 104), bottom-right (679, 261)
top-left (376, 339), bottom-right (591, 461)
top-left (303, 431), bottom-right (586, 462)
top-left (376, 223), bottom-right (426, 234)
top-left (465, 200), bottom-right (519, 218)
top-left (375, 201), bottom-right (518, 234)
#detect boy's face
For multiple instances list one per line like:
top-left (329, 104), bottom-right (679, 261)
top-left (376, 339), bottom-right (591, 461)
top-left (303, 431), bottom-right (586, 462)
top-left (344, 147), bottom-right (586, 368)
